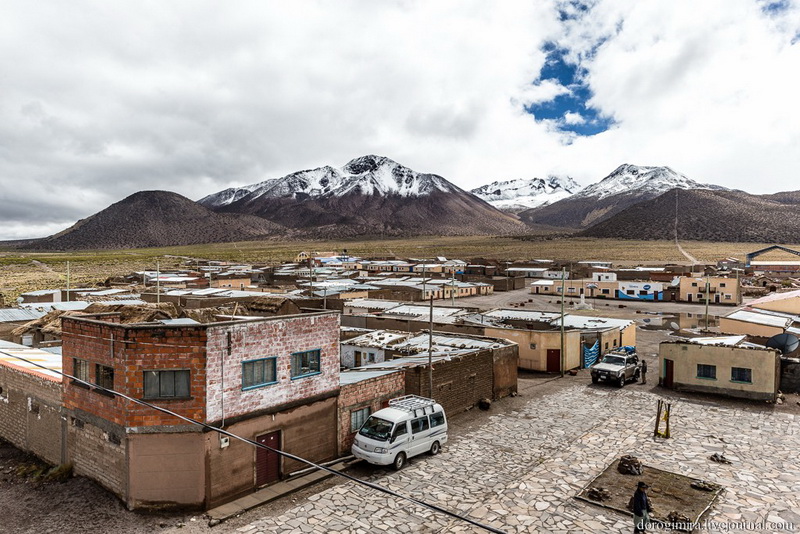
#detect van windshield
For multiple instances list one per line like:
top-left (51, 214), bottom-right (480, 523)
top-left (359, 416), bottom-right (393, 441)
top-left (601, 355), bottom-right (625, 365)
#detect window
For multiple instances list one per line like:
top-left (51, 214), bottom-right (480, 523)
top-left (720, 283), bottom-right (726, 288)
top-left (691, 282), bottom-right (698, 287)
top-left (430, 412), bottom-right (445, 428)
top-left (291, 349), bottom-right (321, 378)
top-left (626, 290), bottom-right (635, 295)
top-left (143, 370), bottom-right (190, 399)
top-left (601, 289), bottom-right (610, 295)
top-left (697, 364), bottom-right (716, 380)
top-left (731, 367), bottom-right (752, 383)
top-left (73, 358), bottom-right (89, 382)
top-left (95, 364), bottom-right (114, 390)
top-left (350, 407), bottom-right (370, 432)
top-left (724, 295), bottom-right (732, 300)
top-left (411, 416), bottom-right (430, 434)
top-left (529, 343), bottom-right (537, 349)
top-left (639, 290), bottom-right (648, 295)
top-left (392, 422), bottom-right (408, 440)
top-left (697, 293), bottom-right (704, 299)
top-left (242, 358), bottom-right (277, 390)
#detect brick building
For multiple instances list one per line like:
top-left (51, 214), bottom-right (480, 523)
top-left (60, 310), bottom-right (341, 510)
top-left (337, 370), bottom-right (405, 456)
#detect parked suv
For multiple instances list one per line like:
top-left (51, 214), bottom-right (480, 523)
top-left (590, 348), bottom-right (641, 387)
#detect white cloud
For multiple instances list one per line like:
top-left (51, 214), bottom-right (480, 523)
top-left (0, 0), bottom-right (798, 239)
top-left (562, 112), bottom-right (586, 125)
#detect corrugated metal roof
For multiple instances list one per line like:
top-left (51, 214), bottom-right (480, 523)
top-left (0, 308), bottom-right (46, 323)
top-left (340, 369), bottom-right (401, 385)
top-left (0, 341), bottom-right (63, 381)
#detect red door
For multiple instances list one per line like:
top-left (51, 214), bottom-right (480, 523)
top-left (256, 431), bottom-right (281, 487)
top-left (546, 349), bottom-right (561, 373)
top-left (664, 359), bottom-right (674, 389)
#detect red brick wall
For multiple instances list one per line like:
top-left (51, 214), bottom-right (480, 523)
top-left (205, 313), bottom-right (340, 423)
top-left (62, 317), bottom-right (208, 428)
top-left (337, 371), bottom-right (405, 456)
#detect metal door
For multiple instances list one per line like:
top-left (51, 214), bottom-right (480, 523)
top-left (664, 359), bottom-right (674, 389)
top-left (546, 349), bottom-right (561, 373)
top-left (256, 431), bottom-right (281, 486)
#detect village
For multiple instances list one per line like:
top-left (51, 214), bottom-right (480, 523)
top-left (1, 244), bottom-right (800, 533)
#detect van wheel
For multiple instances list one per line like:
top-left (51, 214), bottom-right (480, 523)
top-left (393, 452), bottom-right (406, 471)
top-left (617, 376), bottom-right (626, 388)
top-left (430, 441), bottom-right (441, 455)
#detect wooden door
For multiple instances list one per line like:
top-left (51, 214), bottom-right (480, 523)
top-left (664, 359), bottom-right (674, 389)
top-left (256, 431), bottom-right (281, 486)
top-left (546, 349), bottom-right (561, 373)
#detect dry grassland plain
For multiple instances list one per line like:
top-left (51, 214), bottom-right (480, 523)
top-left (0, 237), bottom-right (795, 303)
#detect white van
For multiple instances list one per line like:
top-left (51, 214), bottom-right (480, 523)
top-left (351, 395), bottom-right (447, 470)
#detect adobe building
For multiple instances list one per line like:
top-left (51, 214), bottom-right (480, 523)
top-left (659, 338), bottom-right (781, 401)
top-left (59, 310), bottom-right (341, 510)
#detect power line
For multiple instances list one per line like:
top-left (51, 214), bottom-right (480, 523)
top-left (5, 351), bottom-right (508, 534)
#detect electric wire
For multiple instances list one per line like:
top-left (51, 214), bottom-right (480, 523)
top-left (4, 351), bottom-right (508, 534)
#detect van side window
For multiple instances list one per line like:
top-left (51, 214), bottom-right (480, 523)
top-left (392, 422), bottom-right (408, 440)
top-left (411, 416), bottom-right (430, 434)
top-left (430, 412), bottom-right (445, 428)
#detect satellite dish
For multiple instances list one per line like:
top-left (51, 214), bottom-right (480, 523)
top-left (766, 333), bottom-right (800, 355)
top-left (669, 322), bottom-right (680, 331)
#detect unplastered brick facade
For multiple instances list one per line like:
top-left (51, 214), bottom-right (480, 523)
top-left (205, 313), bottom-right (340, 423)
top-left (62, 315), bottom-right (207, 428)
top-left (337, 371), bottom-right (405, 455)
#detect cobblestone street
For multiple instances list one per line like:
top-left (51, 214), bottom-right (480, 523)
top-left (237, 385), bottom-right (800, 533)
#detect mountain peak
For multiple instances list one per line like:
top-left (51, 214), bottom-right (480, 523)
top-left (342, 154), bottom-right (398, 174)
top-left (471, 175), bottom-right (582, 212)
top-left (574, 164), bottom-right (709, 200)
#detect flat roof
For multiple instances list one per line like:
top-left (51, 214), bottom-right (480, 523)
top-left (485, 309), bottom-right (562, 322)
top-left (724, 310), bottom-right (792, 328)
top-left (0, 308), bottom-right (46, 323)
top-left (552, 315), bottom-right (634, 330)
top-left (0, 340), bottom-right (63, 381)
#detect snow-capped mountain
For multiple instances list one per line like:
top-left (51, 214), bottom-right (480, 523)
top-left (471, 176), bottom-right (582, 212)
top-left (199, 155), bottom-right (458, 209)
top-left (573, 164), bottom-right (724, 200)
top-left (200, 155), bottom-right (525, 237)
top-left (519, 164), bottom-right (727, 229)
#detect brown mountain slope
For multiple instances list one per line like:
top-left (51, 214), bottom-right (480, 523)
top-left (24, 191), bottom-right (284, 250)
top-left (578, 188), bottom-right (800, 242)
top-left (220, 190), bottom-right (526, 238)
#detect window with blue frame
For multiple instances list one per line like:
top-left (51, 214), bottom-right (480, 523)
top-left (291, 349), bottom-right (321, 378)
top-left (242, 358), bottom-right (277, 389)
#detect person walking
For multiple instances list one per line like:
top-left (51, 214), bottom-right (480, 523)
top-left (632, 481), bottom-right (653, 533)
top-left (641, 359), bottom-right (648, 385)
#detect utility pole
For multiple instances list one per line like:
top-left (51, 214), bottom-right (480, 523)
top-left (156, 260), bottom-right (161, 305)
top-left (704, 274), bottom-right (710, 332)
top-left (422, 264), bottom-right (427, 302)
top-left (66, 261), bottom-right (71, 302)
top-left (560, 267), bottom-right (566, 378)
top-left (428, 295), bottom-right (434, 398)
top-left (323, 287), bottom-right (327, 310)
top-left (450, 267), bottom-right (455, 306)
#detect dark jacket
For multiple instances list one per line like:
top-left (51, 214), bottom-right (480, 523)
top-left (632, 489), bottom-right (652, 515)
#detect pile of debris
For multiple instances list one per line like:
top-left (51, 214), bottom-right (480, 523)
top-left (586, 486), bottom-right (611, 502)
top-left (709, 453), bottom-right (732, 464)
top-left (690, 480), bottom-right (721, 492)
top-left (617, 455), bottom-right (644, 475)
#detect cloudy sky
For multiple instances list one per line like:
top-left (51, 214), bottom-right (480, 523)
top-left (2, 0), bottom-right (799, 240)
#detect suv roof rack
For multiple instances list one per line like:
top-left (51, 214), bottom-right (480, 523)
top-left (388, 395), bottom-right (437, 417)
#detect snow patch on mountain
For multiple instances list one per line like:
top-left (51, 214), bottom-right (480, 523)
top-left (573, 164), bottom-right (725, 201)
top-left (199, 155), bottom-right (458, 208)
top-left (471, 176), bottom-right (582, 211)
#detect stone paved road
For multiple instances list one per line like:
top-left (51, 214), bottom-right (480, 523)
top-left (237, 385), bottom-right (800, 533)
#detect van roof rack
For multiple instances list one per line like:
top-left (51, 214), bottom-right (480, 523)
top-left (389, 395), bottom-right (437, 416)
